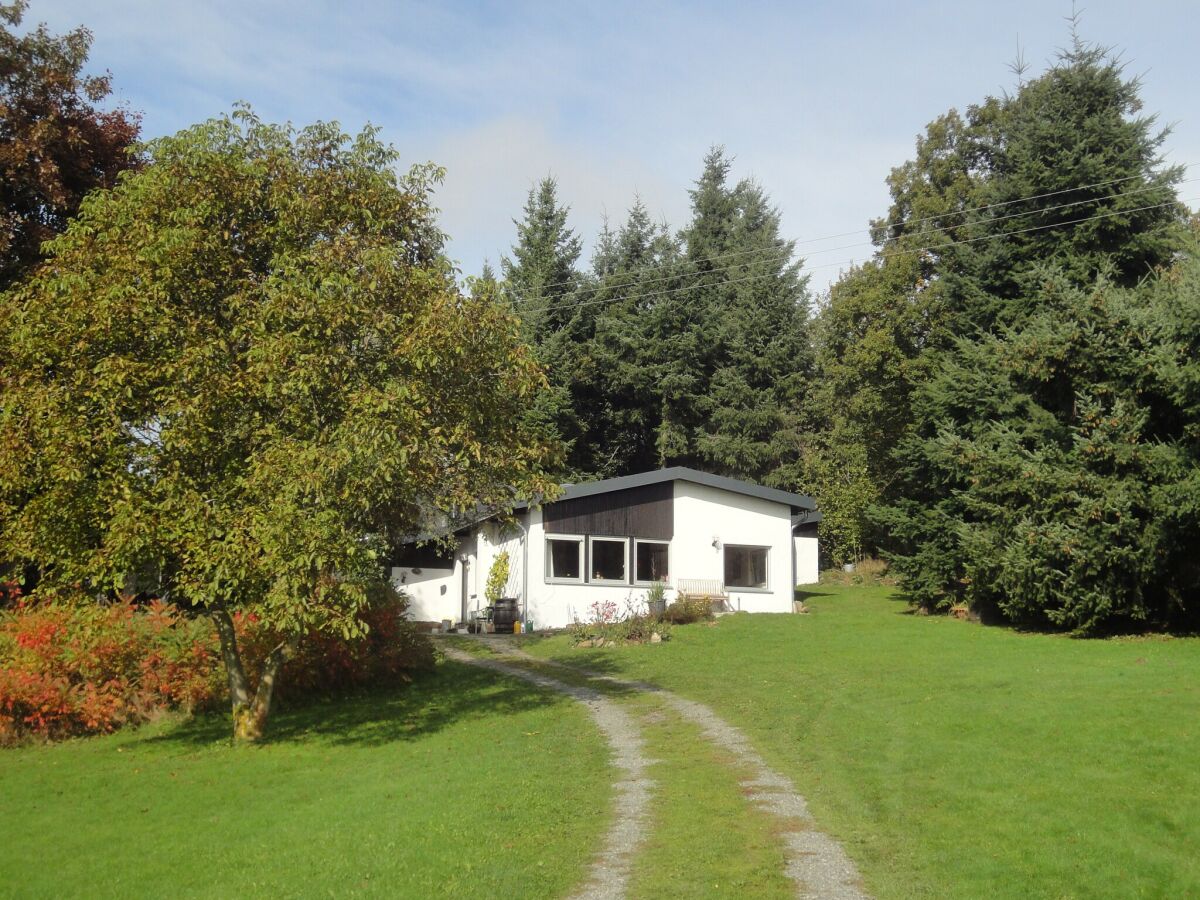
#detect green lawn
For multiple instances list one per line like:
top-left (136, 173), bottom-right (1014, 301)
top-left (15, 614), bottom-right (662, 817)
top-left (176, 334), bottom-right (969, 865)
top-left (0, 659), bottom-right (611, 899)
top-left (523, 584), bottom-right (1200, 899)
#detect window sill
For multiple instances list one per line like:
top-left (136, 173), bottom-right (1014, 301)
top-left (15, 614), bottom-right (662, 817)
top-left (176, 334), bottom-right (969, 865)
top-left (726, 586), bottom-right (772, 593)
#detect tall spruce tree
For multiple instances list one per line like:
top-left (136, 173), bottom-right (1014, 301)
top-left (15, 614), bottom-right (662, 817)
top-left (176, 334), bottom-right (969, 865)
top-left (660, 148), bottom-right (811, 482)
top-left (501, 177), bottom-right (585, 473)
top-left (578, 200), bottom-right (682, 476)
top-left (502, 177), bottom-right (582, 340)
top-left (874, 38), bottom-right (1191, 629)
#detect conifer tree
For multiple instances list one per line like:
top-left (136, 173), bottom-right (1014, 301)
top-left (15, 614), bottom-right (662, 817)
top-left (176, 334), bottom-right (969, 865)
top-left (662, 149), bottom-right (811, 482)
top-left (874, 38), bottom-right (1191, 628)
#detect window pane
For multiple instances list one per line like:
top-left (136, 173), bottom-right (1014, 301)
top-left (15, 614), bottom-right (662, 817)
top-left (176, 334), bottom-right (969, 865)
top-left (635, 542), bottom-right (669, 582)
top-left (591, 539), bottom-right (626, 582)
top-left (547, 539), bottom-right (581, 580)
top-left (724, 546), bottom-right (768, 589)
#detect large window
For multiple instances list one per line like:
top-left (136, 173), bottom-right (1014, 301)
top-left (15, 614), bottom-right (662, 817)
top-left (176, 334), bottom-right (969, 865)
top-left (589, 537), bottom-right (628, 583)
top-left (635, 540), bottom-right (669, 584)
top-left (546, 536), bottom-right (583, 582)
top-left (724, 545), bottom-right (768, 589)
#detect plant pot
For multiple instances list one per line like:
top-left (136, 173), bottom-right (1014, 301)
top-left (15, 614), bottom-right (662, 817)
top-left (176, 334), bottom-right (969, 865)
top-left (648, 599), bottom-right (667, 618)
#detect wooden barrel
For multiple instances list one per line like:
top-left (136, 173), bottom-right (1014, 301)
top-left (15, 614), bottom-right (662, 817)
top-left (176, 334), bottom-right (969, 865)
top-left (493, 598), bottom-right (519, 634)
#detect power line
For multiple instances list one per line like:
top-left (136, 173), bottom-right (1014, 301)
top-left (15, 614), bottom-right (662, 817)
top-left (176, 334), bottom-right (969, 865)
top-left (511, 195), bottom-right (1195, 314)
top-left (506, 177), bottom-right (1197, 304)
top-left (501, 167), bottom-right (1193, 303)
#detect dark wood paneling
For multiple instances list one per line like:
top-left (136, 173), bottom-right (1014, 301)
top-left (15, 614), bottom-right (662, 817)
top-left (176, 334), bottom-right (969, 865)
top-left (544, 482), bottom-right (673, 539)
top-left (390, 541), bottom-right (456, 569)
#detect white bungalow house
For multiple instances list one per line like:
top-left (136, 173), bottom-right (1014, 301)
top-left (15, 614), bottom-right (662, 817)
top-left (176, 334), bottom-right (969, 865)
top-left (390, 467), bottom-right (821, 630)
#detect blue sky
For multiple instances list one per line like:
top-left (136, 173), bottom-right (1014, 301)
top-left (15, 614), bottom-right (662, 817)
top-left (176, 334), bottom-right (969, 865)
top-left (35, 0), bottom-right (1200, 291)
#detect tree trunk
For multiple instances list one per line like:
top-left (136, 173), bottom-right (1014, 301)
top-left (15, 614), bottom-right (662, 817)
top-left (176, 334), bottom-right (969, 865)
top-left (243, 638), bottom-right (298, 741)
top-left (210, 609), bottom-right (297, 743)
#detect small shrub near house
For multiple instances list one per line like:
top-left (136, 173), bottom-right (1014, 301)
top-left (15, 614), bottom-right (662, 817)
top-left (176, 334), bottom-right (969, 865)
top-left (0, 583), bottom-right (433, 744)
top-left (662, 593), bottom-right (715, 625)
top-left (569, 597), bottom-right (672, 647)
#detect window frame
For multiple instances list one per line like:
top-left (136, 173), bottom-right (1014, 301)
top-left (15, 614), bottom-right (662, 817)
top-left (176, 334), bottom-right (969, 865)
top-left (723, 543), bottom-right (771, 591)
top-left (633, 539), bottom-right (671, 586)
top-left (587, 535), bottom-right (630, 585)
top-left (544, 534), bottom-right (585, 584)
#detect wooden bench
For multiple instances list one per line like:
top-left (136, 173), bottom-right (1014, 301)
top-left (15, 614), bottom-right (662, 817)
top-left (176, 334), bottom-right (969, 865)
top-left (675, 578), bottom-right (731, 613)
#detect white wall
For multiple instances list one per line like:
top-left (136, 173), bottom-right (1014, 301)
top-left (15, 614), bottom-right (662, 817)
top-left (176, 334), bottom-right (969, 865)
top-left (794, 535), bottom-right (819, 586)
top-left (391, 563), bottom-right (459, 624)
top-left (672, 481), bottom-right (794, 615)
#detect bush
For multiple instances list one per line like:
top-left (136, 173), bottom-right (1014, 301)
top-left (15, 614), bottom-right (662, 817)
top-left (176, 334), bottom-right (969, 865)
top-left (236, 583), bottom-right (436, 702)
top-left (663, 594), bottom-right (715, 625)
top-left (0, 598), bottom-right (222, 743)
top-left (569, 597), bottom-right (672, 646)
top-left (819, 557), bottom-right (893, 587)
top-left (0, 583), bottom-right (434, 744)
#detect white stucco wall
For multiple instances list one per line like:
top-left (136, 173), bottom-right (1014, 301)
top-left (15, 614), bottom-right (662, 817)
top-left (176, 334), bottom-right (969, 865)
top-left (390, 564), bottom-right (459, 623)
top-left (794, 536), bottom-right (819, 586)
top-left (672, 481), bottom-right (794, 615)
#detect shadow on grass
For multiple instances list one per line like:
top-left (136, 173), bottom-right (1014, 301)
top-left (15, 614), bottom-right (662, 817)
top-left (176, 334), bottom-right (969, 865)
top-left (140, 659), bottom-right (563, 751)
top-left (794, 587), bottom-right (836, 602)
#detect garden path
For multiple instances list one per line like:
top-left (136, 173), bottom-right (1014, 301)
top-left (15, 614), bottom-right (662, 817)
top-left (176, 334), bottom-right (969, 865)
top-left (441, 639), bottom-right (869, 900)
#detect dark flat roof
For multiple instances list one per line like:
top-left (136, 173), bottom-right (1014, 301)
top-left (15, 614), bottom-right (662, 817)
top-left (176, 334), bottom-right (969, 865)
top-left (519, 467), bottom-right (816, 514)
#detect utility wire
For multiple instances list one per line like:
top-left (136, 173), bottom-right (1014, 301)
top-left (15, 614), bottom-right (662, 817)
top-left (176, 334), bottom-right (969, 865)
top-left (506, 177), bottom-right (1197, 304)
top-left (502, 167), bottom-right (1193, 303)
top-left (509, 195), bottom-right (1195, 313)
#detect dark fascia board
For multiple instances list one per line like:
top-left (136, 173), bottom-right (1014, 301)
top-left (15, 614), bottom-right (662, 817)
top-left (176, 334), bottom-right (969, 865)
top-left (792, 510), bottom-right (823, 527)
top-left (515, 467), bottom-right (816, 514)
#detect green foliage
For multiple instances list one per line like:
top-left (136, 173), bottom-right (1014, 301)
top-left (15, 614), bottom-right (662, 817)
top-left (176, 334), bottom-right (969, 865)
top-left (0, 108), bottom-right (557, 728)
top-left (645, 580), bottom-right (666, 608)
top-left (813, 36), bottom-right (1194, 628)
top-left (567, 595), bottom-right (671, 645)
top-left (503, 152), bottom-right (811, 487)
top-left (662, 593), bottom-right (714, 625)
top-left (484, 550), bottom-right (510, 604)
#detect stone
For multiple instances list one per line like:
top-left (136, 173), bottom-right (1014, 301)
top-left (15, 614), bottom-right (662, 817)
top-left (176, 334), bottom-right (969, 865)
top-left (650, 632), bottom-right (663, 643)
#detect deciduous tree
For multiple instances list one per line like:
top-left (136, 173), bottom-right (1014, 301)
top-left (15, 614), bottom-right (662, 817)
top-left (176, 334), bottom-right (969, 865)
top-left (0, 1), bottom-right (140, 288)
top-left (0, 110), bottom-right (558, 739)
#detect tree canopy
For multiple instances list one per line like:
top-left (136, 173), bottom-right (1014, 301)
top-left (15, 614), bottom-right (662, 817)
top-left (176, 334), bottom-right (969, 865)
top-left (0, 110), bottom-right (559, 737)
top-left (502, 151), bottom-right (812, 486)
top-left (0, 0), bottom-right (141, 289)
top-left (810, 37), bottom-right (1196, 629)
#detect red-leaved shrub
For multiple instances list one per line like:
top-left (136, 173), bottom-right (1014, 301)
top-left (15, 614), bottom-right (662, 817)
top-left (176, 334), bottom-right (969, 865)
top-left (0, 585), bottom-right (433, 743)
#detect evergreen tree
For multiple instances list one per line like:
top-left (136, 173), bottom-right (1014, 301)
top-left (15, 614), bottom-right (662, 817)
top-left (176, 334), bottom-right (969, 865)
top-left (500, 178), bottom-right (585, 475)
top-left (875, 39), bottom-right (1191, 628)
top-left (502, 177), bottom-right (582, 342)
top-left (661, 148), bottom-right (812, 482)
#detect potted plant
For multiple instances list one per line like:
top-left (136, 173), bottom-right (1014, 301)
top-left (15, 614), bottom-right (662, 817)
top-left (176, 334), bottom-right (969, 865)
top-left (646, 581), bottom-right (667, 619)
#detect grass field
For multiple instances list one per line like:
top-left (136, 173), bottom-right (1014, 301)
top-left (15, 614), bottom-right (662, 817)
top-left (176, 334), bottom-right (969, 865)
top-left (524, 584), bottom-right (1200, 898)
top-left (0, 660), bottom-right (611, 899)
top-left (4, 586), bottom-right (1198, 899)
